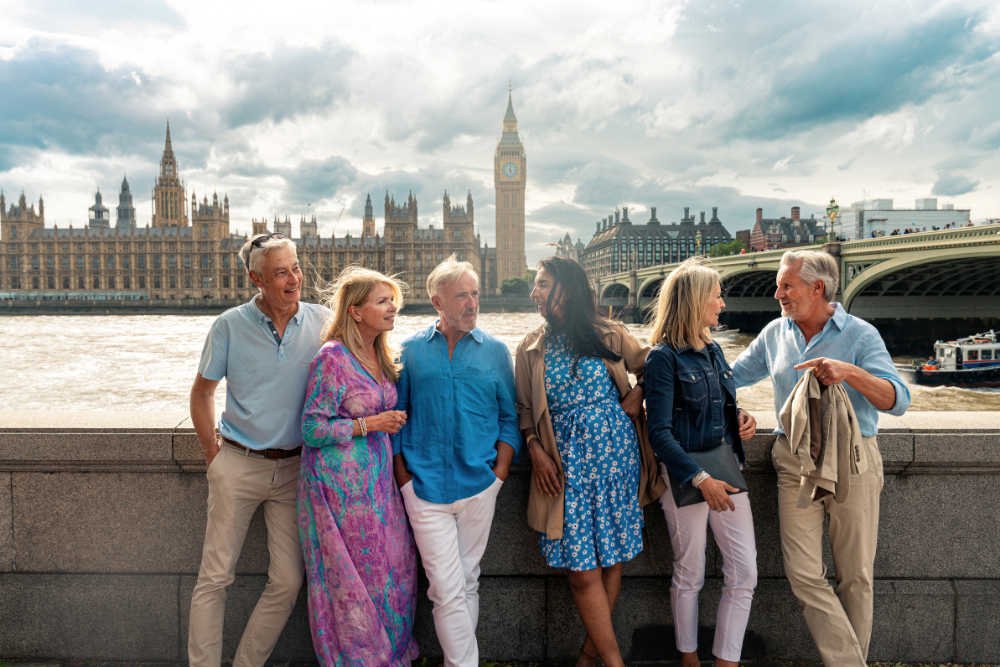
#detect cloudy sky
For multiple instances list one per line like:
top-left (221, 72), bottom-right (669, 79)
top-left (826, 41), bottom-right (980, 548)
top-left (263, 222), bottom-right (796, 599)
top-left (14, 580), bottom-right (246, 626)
top-left (2, 0), bottom-right (998, 264)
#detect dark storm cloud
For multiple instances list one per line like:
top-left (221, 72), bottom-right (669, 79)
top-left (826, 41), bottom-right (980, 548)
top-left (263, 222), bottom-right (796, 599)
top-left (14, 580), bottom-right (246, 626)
top-left (931, 171), bottom-right (979, 196)
top-left (737, 7), bottom-right (993, 138)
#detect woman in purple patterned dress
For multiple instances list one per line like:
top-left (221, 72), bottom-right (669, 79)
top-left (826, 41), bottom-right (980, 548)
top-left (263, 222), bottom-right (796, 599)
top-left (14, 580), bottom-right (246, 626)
top-left (299, 267), bottom-right (417, 667)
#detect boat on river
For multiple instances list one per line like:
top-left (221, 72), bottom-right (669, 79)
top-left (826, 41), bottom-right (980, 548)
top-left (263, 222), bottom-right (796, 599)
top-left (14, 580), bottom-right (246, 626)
top-left (711, 325), bottom-right (740, 337)
top-left (895, 331), bottom-right (1000, 388)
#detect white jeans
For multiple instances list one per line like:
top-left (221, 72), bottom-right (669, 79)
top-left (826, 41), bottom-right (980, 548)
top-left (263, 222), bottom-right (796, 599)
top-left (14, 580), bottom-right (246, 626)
top-left (401, 477), bottom-right (502, 667)
top-left (658, 463), bottom-right (758, 662)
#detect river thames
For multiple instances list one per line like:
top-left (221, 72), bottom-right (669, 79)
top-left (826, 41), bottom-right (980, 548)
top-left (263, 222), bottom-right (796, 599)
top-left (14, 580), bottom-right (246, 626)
top-left (3, 312), bottom-right (998, 413)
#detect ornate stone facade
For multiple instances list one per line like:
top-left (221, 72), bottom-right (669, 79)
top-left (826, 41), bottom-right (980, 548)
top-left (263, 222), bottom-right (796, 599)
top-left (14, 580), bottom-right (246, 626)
top-left (494, 86), bottom-right (527, 290)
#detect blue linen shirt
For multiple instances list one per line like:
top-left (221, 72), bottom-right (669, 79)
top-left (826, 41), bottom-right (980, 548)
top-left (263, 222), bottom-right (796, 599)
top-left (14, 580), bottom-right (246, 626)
top-left (391, 322), bottom-right (521, 504)
top-left (732, 303), bottom-right (910, 436)
top-left (197, 295), bottom-right (331, 450)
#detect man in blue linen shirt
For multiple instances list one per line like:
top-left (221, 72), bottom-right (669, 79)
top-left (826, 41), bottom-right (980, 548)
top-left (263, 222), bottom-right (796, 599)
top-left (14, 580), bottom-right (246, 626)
top-left (392, 255), bottom-right (520, 667)
top-left (188, 234), bottom-right (330, 667)
top-left (732, 250), bottom-right (909, 667)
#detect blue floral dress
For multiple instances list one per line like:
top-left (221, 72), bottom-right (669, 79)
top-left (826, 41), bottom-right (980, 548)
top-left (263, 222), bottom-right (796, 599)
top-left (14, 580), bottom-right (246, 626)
top-left (539, 331), bottom-right (644, 571)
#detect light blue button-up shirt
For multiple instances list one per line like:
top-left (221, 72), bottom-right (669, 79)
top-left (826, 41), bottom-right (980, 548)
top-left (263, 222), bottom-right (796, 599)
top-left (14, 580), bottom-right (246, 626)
top-left (732, 303), bottom-right (910, 436)
top-left (198, 295), bottom-right (331, 450)
top-left (391, 322), bottom-right (521, 504)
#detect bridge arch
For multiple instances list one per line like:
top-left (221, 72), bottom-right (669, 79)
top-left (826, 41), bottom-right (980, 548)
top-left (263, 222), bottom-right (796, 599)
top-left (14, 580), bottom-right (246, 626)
top-left (600, 283), bottom-right (631, 308)
top-left (845, 254), bottom-right (1000, 319)
top-left (720, 269), bottom-right (780, 314)
top-left (637, 277), bottom-right (664, 309)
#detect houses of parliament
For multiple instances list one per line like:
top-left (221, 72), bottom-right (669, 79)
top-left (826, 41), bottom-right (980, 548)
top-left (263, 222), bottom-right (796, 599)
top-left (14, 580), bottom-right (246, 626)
top-left (0, 91), bottom-right (528, 302)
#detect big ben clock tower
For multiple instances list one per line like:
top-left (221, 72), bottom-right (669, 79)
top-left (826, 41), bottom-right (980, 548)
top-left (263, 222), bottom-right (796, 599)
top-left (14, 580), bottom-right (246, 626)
top-left (494, 84), bottom-right (527, 290)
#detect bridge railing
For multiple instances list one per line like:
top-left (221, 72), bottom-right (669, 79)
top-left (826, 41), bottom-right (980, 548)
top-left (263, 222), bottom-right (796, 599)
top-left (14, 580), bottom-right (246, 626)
top-left (842, 225), bottom-right (1000, 252)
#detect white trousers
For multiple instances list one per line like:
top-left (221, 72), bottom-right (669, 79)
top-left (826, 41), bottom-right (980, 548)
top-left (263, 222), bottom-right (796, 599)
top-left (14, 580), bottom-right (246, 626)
top-left (401, 477), bottom-right (502, 667)
top-left (658, 463), bottom-right (758, 662)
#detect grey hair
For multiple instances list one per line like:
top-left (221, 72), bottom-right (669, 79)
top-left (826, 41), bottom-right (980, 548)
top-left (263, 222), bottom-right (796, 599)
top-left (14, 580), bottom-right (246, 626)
top-left (781, 250), bottom-right (839, 301)
top-left (240, 235), bottom-right (297, 276)
top-left (426, 253), bottom-right (478, 298)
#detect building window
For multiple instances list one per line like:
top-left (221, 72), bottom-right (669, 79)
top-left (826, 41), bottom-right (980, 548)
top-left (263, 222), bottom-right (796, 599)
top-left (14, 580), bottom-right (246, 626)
top-left (10, 276), bottom-right (19, 289)
top-left (78, 277), bottom-right (84, 289)
top-left (202, 226), bottom-right (210, 238)
top-left (61, 256), bottom-right (69, 270)
top-left (237, 276), bottom-right (244, 289)
top-left (108, 276), bottom-right (115, 289)
top-left (169, 256), bottom-right (176, 269)
top-left (453, 229), bottom-right (461, 240)
top-left (33, 277), bottom-right (39, 289)
top-left (223, 276), bottom-right (230, 288)
top-left (184, 276), bottom-right (192, 288)
top-left (32, 256), bottom-right (39, 269)
top-left (92, 257), bottom-right (100, 270)
top-left (394, 229), bottom-right (403, 240)
top-left (139, 277), bottom-right (145, 289)
top-left (154, 255), bottom-right (161, 269)
top-left (202, 276), bottom-right (212, 289)
top-left (184, 255), bottom-right (191, 269)
top-left (107, 256), bottom-right (115, 269)
top-left (8, 257), bottom-right (17, 270)
top-left (154, 277), bottom-right (161, 289)
top-left (10, 227), bottom-right (15, 239)
top-left (123, 255), bottom-right (131, 269)
top-left (222, 255), bottom-right (230, 268)
top-left (62, 277), bottom-right (69, 289)
top-left (77, 257), bottom-right (84, 270)
top-left (124, 276), bottom-right (131, 289)
top-left (169, 276), bottom-right (177, 288)
top-left (93, 276), bottom-right (100, 289)
top-left (201, 255), bottom-right (210, 269)
top-left (395, 251), bottom-right (405, 261)
top-left (137, 256), bottom-right (145, 269)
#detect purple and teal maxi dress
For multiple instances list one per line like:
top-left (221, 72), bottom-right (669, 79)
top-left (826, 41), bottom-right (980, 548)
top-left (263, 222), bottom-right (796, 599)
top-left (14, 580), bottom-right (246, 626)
top-left (299, 339), bottom-right (419, 667)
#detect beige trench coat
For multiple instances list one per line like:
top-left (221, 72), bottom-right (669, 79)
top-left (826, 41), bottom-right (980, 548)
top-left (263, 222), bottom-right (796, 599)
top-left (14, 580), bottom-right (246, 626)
top-left (514, 322), bottom-right (668, 539)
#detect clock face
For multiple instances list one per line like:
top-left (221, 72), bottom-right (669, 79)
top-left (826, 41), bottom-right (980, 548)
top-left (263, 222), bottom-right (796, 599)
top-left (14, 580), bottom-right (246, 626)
top-left (502, 161), bottom-right (519, 178)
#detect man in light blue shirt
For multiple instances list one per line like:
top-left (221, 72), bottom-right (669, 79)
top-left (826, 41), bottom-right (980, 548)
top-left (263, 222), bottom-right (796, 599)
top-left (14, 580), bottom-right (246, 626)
top-left (392, 255), bottom-right (520, 667)
top-left (732, 250), bottom-right (909, 667)
top-left (188, 234), bottom-right (330, 667)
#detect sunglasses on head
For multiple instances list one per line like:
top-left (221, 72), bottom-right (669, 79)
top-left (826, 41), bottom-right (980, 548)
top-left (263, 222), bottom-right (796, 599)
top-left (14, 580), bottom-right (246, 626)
top-left (250, 233), bottom-right (287, 250)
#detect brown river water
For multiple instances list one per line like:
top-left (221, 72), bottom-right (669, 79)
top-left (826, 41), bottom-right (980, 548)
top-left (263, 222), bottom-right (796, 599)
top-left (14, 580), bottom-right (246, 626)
top-left (2, 312), bottom-right (998, 413)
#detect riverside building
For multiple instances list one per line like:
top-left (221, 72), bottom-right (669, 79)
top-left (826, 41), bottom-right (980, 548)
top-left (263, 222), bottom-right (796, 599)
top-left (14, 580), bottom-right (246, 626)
top-left (748, 207), bottom-right (826, 251)
top-left (580, 206), bottom-right (733, 278)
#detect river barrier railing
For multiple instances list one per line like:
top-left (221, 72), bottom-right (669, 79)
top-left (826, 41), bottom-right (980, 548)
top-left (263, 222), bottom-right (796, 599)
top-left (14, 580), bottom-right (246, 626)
top-left (0, 410), bottom-right (997, 663)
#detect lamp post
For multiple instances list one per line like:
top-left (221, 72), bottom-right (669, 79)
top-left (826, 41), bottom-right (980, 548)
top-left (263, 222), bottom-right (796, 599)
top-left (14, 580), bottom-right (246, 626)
top-left (826, 198), bottom-right (839, 240)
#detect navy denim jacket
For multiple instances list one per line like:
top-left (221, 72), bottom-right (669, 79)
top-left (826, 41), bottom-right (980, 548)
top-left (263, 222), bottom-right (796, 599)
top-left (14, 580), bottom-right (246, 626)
top-left (644, 340), bottom-right (747, 488)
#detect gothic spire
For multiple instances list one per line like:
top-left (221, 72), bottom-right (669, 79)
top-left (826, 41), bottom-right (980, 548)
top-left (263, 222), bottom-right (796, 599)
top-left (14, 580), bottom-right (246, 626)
top-left (163, 121), bottom-right (174, 157)
top-left (504, 86), bottom-right (517, 123)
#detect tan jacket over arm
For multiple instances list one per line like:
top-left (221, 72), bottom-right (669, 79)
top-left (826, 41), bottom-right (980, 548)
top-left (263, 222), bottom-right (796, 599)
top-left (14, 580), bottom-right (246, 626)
top-left (515, 322), bottom-right (668, 539)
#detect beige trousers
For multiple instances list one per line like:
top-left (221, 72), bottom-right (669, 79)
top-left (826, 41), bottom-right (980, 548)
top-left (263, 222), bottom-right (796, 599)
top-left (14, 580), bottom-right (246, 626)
top-left (188, 442), bottom-right (305, 667)
top-left (772, 434), bottom-right (883, 667)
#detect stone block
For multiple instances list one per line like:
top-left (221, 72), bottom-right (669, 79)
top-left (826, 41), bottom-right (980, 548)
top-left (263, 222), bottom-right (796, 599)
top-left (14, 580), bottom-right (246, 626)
top-left (902, 411), bottom-right (1000, 432)
top-left (179, 574), bottom-right (314, 661)
top-left (0, 573), bottom-right (179, 660)
top-left (480, 469), bottom-right (550, 576)
top-left (0, 473), bottom-right (11, 572)
top-left (0, 432), bottom-right (174, 462)
top-left (876, 413), bottom-right (911, 432)
top-left (173, 416), bottom-right (207, 468)
top-left (739, 578), bottom-right (818, 661)
top-left (914, 433), bottom-right (1000, 464)
top-left (12, 471), bottom-right (272, 574)
top-left (868, 580), bottom-right (954, 663)
top-left (876, 473), bottom-right (1000, 578)
top-left (742, 433), bottom-right (778, 465)
top-left (875, 432), bottom-right (913, 466)
top-left (622, 503), bottom-right (689, 578)
top-left (0, 410), bottom-right (188, 432)
top-left (956, 579), bottom-right (1000, 664)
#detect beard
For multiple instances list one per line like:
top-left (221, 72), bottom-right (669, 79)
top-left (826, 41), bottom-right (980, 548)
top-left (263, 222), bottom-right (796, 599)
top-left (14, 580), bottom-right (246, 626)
top-left (445, 308), bottom-right (478, 333)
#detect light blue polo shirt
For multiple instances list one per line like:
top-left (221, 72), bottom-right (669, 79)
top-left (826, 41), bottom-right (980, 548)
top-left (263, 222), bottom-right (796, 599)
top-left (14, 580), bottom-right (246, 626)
top-left (197, 295), bottom-right (331, 450)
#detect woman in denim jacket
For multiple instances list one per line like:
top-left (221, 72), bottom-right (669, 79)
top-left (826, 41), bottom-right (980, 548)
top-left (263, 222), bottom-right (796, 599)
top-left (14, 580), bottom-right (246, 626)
top-left (644, 258), bottom-right (759, 667)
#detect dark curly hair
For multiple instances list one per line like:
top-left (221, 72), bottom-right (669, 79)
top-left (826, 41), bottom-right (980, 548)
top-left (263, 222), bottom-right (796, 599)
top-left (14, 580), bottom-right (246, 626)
top-left (537, 255), bottom-right (621, 364)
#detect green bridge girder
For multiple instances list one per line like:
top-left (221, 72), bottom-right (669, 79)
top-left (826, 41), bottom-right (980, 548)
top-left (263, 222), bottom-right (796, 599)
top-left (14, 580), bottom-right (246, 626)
top-left (595, 226), bottom-right (1000, 319)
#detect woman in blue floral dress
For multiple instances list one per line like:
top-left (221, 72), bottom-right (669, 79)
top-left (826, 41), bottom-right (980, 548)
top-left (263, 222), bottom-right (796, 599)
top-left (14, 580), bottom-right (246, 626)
top-left (515, 256), bottom-right (667, 667)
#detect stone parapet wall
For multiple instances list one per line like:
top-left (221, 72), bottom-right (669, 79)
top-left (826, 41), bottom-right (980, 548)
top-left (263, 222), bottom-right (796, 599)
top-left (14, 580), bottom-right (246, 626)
top-left (0, 411), bottom-right (997, 663)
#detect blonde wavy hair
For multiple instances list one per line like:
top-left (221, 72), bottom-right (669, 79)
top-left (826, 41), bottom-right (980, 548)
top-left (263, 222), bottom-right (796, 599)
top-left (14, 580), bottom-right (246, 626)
top-left (649, 257), bottom-right (719, 350)
top-left (320, 266), bottom-right (407, 383)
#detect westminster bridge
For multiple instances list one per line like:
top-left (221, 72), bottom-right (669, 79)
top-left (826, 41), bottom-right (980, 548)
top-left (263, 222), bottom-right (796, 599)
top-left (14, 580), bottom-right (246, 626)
top-left (595, 225), bottom-right (1000, 348)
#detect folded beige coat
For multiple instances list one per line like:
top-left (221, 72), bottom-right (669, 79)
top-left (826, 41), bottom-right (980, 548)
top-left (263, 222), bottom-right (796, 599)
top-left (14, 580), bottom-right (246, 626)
top-left (778, 368), bottom-right (867, 508)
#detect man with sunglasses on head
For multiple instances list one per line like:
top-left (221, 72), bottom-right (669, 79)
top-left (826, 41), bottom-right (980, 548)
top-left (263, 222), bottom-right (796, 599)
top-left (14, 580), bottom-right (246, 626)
top-left (187, 233), bottom-right (331, 667)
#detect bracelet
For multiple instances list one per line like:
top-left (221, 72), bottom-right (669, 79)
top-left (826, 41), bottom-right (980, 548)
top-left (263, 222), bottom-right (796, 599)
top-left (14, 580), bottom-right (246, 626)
top-left (359, 417), bottom-right (368, 437)
top-left (691, 471), bottom-right (711, 487)
top-left (526, 434), bottom-right (541, 447)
